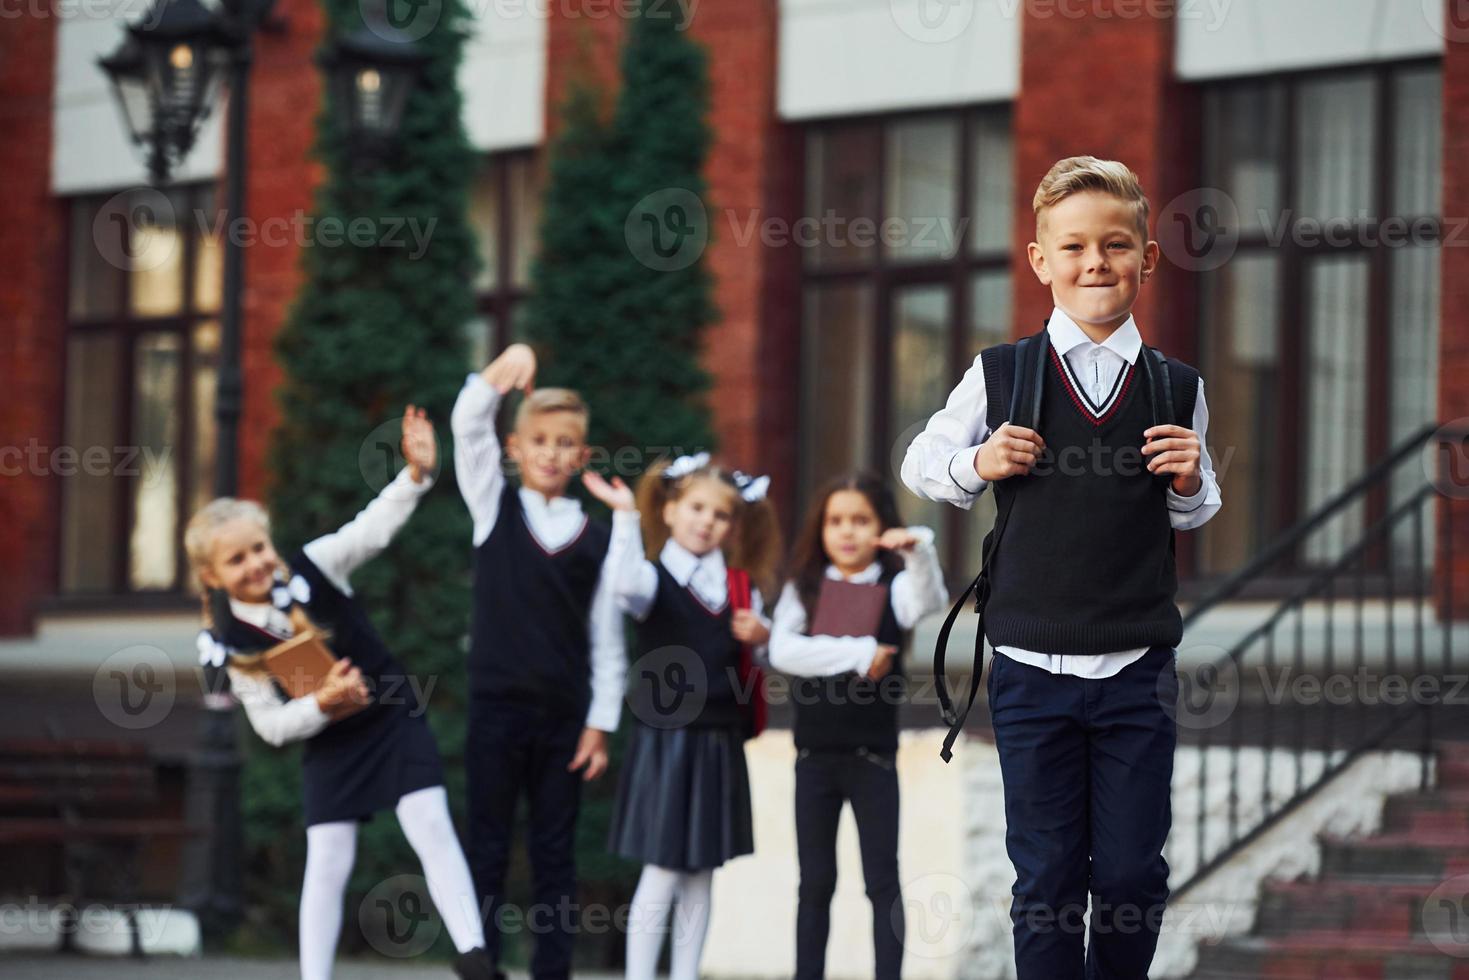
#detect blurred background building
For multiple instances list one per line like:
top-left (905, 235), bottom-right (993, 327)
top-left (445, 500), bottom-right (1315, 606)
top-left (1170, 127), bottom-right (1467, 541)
top-left (3, 0), bottom-right (1464, 632)
top-left (2, 0), bottom-right (1468, 975)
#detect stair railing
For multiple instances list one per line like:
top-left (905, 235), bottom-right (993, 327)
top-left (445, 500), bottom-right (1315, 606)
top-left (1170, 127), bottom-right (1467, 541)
top-left (1170, 420), bottom-right (1466, 896)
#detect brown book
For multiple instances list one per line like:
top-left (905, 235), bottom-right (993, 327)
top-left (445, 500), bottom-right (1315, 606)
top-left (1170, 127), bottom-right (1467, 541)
top-left (809, 579), bottom-right (889, 639)
top-left (263, 630), bottom-right (368, 719)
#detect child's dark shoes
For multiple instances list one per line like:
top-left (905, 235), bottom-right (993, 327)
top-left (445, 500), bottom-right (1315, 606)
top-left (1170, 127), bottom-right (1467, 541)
top-left (453, 947), bottom-right (502, 980)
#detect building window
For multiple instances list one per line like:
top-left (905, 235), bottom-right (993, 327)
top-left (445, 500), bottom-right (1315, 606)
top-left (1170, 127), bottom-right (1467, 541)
top-left (60, 185), bottom-right (222, 595)
top-left (466, 151), bottom-right (541, 367)
top-left (1196, 61), bottom-right (1442, 578)
top-left (799, 107), bottom-right (1013, 584)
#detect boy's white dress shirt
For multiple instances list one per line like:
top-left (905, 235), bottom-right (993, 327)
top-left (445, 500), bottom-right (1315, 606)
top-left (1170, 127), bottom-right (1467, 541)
top-left (901, 308), bottom-right (1222, 678)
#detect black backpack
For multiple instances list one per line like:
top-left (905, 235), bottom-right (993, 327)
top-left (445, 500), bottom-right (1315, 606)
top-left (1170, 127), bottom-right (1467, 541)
top-left (932, 326), bottom-right (1200, 762)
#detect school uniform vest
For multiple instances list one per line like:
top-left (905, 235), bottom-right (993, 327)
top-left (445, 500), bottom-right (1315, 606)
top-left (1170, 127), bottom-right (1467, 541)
top-left (211, 551), bottom-right (415, 742)
top-left (628, 562), bottom-right (745, 730)
top-left (980, 344), bottom-right (1186, 655)
top-left (791, 566), bottom-right (906, 753)
top-left (469, 482), bottom-right (611, 719)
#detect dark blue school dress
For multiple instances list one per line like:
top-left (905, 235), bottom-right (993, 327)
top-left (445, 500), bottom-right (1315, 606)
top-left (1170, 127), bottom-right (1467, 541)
top-left (209, 552), bottom-right (444, 827)
top-left (607, 562), bottom-right (754, 871)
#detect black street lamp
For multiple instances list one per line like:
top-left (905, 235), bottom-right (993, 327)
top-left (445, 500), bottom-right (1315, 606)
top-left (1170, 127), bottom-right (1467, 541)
top-left (99, 0), bottom-right (232, 185)
top-left (320, 24), bottom-right (430, 147)
top-left (98, 0), bottom-right (426, 945)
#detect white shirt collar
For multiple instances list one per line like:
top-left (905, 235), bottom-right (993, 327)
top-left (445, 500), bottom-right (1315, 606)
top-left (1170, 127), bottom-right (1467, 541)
top-left (229, 597), bottom-right (291, 637)
top-left (518, 486), bottom-right (583, 519)
top-left (660, 538), bottom-right (728, 608)
top-left (1046, 306), bottom-right (1143, 365)
top-left (824, 561), bottom-right (883, 585)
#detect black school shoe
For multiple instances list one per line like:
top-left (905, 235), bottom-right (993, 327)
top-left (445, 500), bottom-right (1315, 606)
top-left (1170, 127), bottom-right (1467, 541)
top-left (453, 947), bottom-right (503, 980)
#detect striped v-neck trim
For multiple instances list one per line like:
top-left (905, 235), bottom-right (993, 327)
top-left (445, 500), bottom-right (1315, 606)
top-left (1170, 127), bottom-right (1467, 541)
top-left (1049, 345), bottom-right (1135, 427)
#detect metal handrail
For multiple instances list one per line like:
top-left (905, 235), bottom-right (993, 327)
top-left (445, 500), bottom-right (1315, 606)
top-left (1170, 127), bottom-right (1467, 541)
top-left (1171, 420), bottom-right (1460, 899)
top-left (1182, 421), bottom-right (1440, 627)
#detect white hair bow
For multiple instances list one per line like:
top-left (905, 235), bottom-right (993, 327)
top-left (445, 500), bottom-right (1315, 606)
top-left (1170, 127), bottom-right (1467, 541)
top-left (663, 452), bottom-right (711, 480)
top-left (731, 471), bottom-right (769, 503)
top-left (197, 630), bottom-right (235, 669)
top-left (270, 573), bottom-right (312, 611)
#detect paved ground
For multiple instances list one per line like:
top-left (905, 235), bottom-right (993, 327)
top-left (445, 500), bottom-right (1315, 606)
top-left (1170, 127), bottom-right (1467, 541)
top-left (0, 954), bottom-right (622, 979)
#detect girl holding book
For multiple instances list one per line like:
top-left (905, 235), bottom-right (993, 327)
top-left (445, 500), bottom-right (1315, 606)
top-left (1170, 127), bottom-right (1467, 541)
top-left (186, 409), bottom-right (494, 980)
top-left (581, 453), bottom-right (782, 980)
top-left (768, 471), bottom-right (949, 980)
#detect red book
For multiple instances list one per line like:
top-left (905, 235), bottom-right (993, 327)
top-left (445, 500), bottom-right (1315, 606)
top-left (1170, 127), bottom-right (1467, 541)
top-left (809, 579), bottom-right (889, 639)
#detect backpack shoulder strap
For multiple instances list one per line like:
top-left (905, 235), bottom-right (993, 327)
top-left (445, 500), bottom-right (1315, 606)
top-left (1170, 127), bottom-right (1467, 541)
top-left (932, 326), bottom-right (1047, 763)
top-left (979, 344), bottom-right (1013, 437)
top-left (1142, 347), bottom-right (1201, 429)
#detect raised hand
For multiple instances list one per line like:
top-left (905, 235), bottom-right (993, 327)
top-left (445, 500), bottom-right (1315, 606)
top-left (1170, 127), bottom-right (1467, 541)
top-left (482, 343), bottom-right (537, 395)
top-left (581, 471), bottom-right (636, 512)
top-left (877, 527), bottom-right (920, 553)
top-left (401, 404), bottom-right (436, 483)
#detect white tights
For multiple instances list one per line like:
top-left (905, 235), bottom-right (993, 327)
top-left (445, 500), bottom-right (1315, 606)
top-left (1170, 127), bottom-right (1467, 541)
top-left (625, 864), bottom-right (714, 980)
top-left (300, 786), bottom-right (484, 980)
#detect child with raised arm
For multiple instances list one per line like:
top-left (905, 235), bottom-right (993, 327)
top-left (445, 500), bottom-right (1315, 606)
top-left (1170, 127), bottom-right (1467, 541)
top-left (187, 408), bottom-right (492, 980)
top-left (901, 156), bottom-right (1222, 980)
top-left (582, 454), bottom-right (781, 980)
top-left (450, 344), bottom-right (626, 980)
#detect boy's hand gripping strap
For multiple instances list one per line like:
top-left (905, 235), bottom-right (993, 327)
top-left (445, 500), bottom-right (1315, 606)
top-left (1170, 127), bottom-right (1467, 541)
top-left (933, 330), bottom-right (1045, 763)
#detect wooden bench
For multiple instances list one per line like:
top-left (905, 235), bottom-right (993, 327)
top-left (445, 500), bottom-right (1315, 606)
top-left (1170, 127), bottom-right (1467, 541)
top-left (0, 738), bottom-right (197, 956)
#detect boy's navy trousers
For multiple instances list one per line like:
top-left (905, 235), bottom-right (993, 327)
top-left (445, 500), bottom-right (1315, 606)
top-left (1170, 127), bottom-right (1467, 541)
top-left (988, 643), bottom-right (1178, 980)
top-left (465, 696), bottom-right (584, 980)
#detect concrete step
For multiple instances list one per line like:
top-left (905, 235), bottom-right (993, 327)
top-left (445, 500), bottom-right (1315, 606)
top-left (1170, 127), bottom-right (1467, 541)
top-left (1190, 931), bottom-right (1469, 978)
top-left (1253, 878), bottom-right (1439, 938)
top-left (1319, 830), bottom-right (1469, 881)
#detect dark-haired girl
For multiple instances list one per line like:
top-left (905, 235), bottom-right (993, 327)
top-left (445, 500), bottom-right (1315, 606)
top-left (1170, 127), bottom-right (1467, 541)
top-left (768, 472), bottom-right (947, 980)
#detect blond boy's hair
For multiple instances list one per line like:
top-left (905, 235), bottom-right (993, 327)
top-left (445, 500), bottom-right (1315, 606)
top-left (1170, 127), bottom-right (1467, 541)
top-left (514, 387), bottom-right (590, 436)
top-left (1033, 155), bottom-right (1150, 241)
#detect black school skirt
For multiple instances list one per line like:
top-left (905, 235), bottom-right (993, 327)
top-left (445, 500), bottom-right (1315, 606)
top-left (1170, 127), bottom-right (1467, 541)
top-left (608, 722), bottom-right (754, 871)
top-left (301, 701), bottom-right (445, 827)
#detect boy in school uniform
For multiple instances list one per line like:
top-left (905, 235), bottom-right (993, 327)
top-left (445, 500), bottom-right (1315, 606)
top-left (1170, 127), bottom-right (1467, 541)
top-left (902, 156), bottom-right (1222, 979)
top-left (451, 342), bottom-right (627, 980)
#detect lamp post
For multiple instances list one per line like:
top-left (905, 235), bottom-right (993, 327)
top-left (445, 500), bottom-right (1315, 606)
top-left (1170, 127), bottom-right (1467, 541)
top-left (98, 0), bottom-right (427, 942)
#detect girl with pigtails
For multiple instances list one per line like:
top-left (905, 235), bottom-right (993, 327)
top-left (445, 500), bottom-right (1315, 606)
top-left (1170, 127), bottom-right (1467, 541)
top-left (581, 453), bottom-right (783, 980)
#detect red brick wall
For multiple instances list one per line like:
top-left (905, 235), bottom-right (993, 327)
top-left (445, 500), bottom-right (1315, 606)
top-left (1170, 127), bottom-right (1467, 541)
top-left (1014, 0), bottom-right (1193, 354)
top-left (1439, 17), bottom-right (1469, 619)
top-left (0, 13), bottom-right (64, 636)
top-left (686, 0), bottom-right (798, 519)
top-left (236, 0), bottom-right (328, 502)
